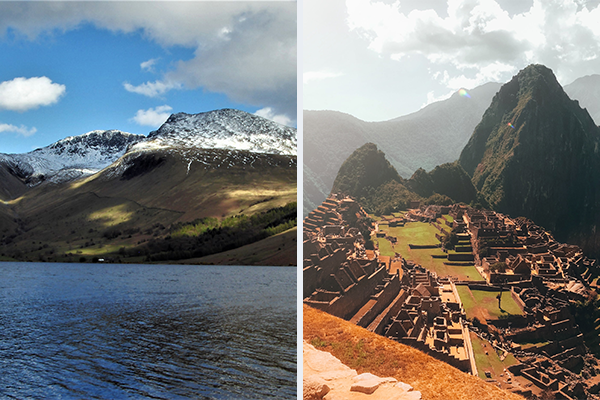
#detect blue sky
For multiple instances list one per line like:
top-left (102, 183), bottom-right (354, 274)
top-left (0, 2), bottom-right (296, 154)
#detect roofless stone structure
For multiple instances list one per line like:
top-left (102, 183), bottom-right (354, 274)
top-left (304, 196), bottom-right (600, 399)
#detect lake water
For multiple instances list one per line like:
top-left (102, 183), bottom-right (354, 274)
top-left (0, 262), bottom-right (297, 399)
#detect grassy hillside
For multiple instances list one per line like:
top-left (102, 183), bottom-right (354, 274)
top-left (0, 149), bottom-right (297, 265)
top-left (177, 227), bottom-right (297, 266)
top-left (0, 165), bottom-right (28, 201)
top-left (304, 305), bottom-right (523, 400)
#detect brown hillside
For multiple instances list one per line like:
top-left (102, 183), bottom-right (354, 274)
top-left (0, 150), bottom-right (296, 263)
top-left (176, 227), bottom-right (297, 266)
top-left (304, 305), bottom-right (523, 400)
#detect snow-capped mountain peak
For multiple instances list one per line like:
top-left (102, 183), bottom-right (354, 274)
top-left (143, 109), bottom-right (297, 156)
top-left (0, 130), bottom-right (145, 185)
top-left (0, 108), bottom-right (297, 186)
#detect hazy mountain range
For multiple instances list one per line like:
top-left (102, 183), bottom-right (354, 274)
top-left (327, 64), bottom-right (600, 258)
top-left (305, 74), bottom-right (600, 216)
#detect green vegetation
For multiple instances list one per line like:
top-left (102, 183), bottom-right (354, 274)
top-left (470, 332), bottom-right (518, 380)
top-left (442, 231), bottom-right (459, 250)
top-left (569, 298), bottom-right (600, 358)
top-left (414, 255), bottom-right (480, 281)
top-left (331, 142), bottom-right (403, 201)
top-left (458, 64), bottom-right (600, 259)
top-left (372, 233), bottom-right (395, 257)
top-left (516, 340), bottom-right (549, 351)
top-left (0, 148), bottom-right (297, 265)
top-left (331, 144), bottom-right (479, 217)
top-left (457, 286), bottom-right (523, 321)
top-left (360, 180), bottom-right (419, 216)
top-left (123, 202), bottom-right (297, 262)
top-left (408, 162), bottom-right (477, 204)
top-left (489, 262), bottom-right (507, 273)
top-left (373, 217), bottom-right (482, 281)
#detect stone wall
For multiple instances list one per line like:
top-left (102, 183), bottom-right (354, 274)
top-left (353, 274), bottom-right (401, 328)
top-left (306, 265), bottom-right (389, 320)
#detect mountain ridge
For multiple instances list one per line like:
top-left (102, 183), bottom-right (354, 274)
top-left (0, 108), bottom-right (297, 265)
top-left (458, 64), bottom-right (600, 256)
top-left (0, 109), bottom-right (296, 190)
top-left (303, 82), bottom-right (502, 215)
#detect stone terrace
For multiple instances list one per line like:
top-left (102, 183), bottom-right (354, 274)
top-left (305, 198), bottom-right (600, 399)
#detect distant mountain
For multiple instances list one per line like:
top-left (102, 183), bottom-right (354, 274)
top-left (0, 109), bottom-right (296, 188)
top-left (330, 143), bottom-right (417, 215)
top-left (0, 109), bottom-right (297, 265)
top-left (331, 142), bottom-right (403, 198)
top-left (407, 162), bottom-right (477, 205)
top-left (0, 130), bottom-right (145, 185)
top-left (564, 74), bottom-right (600, 125)
top-left (458, 64), bottom-right (600, 256)
top-left (330, 143), bottom-right (477, 215)
top-left (303, 82), bottom-right (502, 215)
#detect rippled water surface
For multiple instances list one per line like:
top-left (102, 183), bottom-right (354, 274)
top-left (0, 263), bottom-right (296, 399)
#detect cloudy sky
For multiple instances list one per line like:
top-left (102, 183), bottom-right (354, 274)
top-left (0, 1), bottom-right (296, 154)
top-left (304, 0), bottom-right (600, 121)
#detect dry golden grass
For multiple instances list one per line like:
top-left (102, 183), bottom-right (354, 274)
top-left (303, 305), bottom-right (524, 400)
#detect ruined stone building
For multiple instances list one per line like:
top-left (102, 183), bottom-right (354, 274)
top-left (304, 196), bottom-right (475, 375)
top-left (304, 197), bottom-right (600, 399)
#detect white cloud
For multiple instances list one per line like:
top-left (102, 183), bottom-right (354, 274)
top-left (0, 123), bottom-right (37, 137)
top-left (164, 5), bottom-right (297, 123)
top-left (345, 0), bottom-right (600, 88)
top-left (303, 71), bottom-right (344, 85)
top-left (0, 2), bottom-right (297, 123)
top-left (140, 58), bottom-right (159, 72)
top-left (0, 76), bottom-right (65, 112)
top-left (254, 107), bottom-right (292, 126)
top-left (123, 80), bottom-right (180, 98)
top-left (421, 89), bottom-right (455, 108)
top-left (442, 62), bottom-right (515, 89)
top-left (130, 105), bottom-right (173, 127)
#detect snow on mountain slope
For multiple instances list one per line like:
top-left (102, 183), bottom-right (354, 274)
top-left (0, 130), bottom-right (145, 185)
top-left (140, 109), bottom-right (297, 156)
top-left (0, 109), bottom-right (297, 187)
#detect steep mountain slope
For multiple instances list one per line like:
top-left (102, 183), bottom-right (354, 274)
top-left (0, 109), bottom-right (297, 265)
top-left (0, 163), bottom-right (28, 201)
top-left (330, 143), bottom-right (417, 215)
top-left (458, 64), bottom-right (600, 255)
top-left (0, 130), bottom-right (145, 186)
top-left (331, 143), bottom-right (403, 198)
top-left (303, 82), bottom-right (501, 215)
top-left (564, 74), bottom-right (600, 125)
top-left (330, 143), bottom-right (476, 215)
top-left (146, 109), bottom-right (296, 155)
top-left (407, 162), bottom-right (477, 205)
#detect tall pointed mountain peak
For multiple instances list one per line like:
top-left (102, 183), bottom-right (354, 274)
top-left (458, 64), bottom-right (600, 253)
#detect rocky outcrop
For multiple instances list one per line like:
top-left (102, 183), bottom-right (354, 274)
top-left (303, 341), bottom-right (421, 400)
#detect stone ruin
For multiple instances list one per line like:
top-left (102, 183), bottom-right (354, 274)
top-left (304, 196), bottom-right (600, 399)
top-left (304, 196), bottom-right (476, 375)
